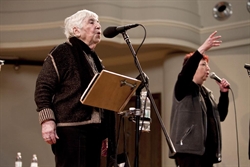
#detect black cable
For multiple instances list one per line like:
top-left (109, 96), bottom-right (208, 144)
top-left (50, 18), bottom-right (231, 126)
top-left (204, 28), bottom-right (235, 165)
top-left (135, 24), bottom-right (146, 56)
top-left (229, 88), bottom-right (240, 167)
top-left (134, 24), bottom-right (147, 139)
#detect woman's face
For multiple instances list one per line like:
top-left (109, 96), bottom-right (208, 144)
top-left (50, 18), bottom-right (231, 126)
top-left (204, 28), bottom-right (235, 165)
top-left (74, 16), bottom-right (101, 49)
top-left (193, 59), bottom-right (210, 85)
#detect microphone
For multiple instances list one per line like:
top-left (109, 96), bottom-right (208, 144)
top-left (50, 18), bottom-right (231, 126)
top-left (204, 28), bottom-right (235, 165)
top-left (244, 63), bottom-right (250, 70)
top-left (103, 23), bottom-right (139, 38)
top-left (210, 72), bottom-right (222, 83)
top-left (210, 72), bottom-right (230, 89)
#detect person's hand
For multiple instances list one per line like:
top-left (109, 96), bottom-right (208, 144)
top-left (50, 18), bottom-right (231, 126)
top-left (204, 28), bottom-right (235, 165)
top-left (42, 120), bottom-right (59, 144)
top-left (217, 78), bottom-right (230, 92)
top-left (198, 31), bottom-right (222, 54)
top-left (101, 138), bottom-right (108, 157)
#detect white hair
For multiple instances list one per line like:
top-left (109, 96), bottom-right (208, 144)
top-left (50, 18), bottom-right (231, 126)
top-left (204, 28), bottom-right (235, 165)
top-left (64, 9), bottom-right (98, 39)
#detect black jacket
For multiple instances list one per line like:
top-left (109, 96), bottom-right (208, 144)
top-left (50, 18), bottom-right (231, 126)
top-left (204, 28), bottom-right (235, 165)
top-left (169, 50), bottom-right (229, 163)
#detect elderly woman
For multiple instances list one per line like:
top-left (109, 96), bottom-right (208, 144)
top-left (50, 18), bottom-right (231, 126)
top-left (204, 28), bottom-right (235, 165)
top-left (35, 9), bottom-right (115, 167)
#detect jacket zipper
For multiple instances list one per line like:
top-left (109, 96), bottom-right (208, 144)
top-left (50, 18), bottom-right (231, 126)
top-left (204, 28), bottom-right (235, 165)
top-left (180, 124), bottom-right (194, 145)
top-left (209, 93), bottom-right (222, 162)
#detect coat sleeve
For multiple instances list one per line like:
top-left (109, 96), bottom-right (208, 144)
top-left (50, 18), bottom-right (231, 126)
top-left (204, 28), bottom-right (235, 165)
top-left (217, 91), bottom-right (229, 121)
top-left (175, 50), bottom-right (203, 101)
top-left (34, 54), bottom-right (59, 124)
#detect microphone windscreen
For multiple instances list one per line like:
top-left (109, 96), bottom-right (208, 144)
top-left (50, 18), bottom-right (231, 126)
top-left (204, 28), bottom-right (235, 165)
top-left (209, 72), bottom-right (216, 79)
top-left (210, 72), bottom-right (221, 82)
top-left (103, 26), bottom-right (119, 38)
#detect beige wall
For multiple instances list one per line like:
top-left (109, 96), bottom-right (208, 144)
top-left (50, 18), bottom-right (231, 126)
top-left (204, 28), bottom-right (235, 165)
top-left (0, 0), bottom-right (250, 167)
top-left (1, 44), bottom-right (249, 167)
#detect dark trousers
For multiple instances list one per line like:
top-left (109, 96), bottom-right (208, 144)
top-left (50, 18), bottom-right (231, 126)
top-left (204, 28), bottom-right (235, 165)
top-left (52, 124), bottom-right (103, 167)
top-left (175, 153), bottom-right (214, 167)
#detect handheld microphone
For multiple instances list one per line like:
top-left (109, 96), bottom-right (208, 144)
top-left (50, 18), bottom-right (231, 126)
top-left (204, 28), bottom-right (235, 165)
top-left (210, 72), bottom-right (230, 89)
top-left (244, 63), bottom-right (250, 70)
top-left (103, 23), bottom-right (139, 38)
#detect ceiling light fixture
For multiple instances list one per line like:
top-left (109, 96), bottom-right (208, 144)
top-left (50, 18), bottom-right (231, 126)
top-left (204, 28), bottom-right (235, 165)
top-left (213, 1), bottom-right (233, 21)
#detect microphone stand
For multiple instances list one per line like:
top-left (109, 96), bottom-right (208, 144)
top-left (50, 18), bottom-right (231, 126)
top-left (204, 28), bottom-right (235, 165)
top-left (121, 31), bottom-right (176, 167)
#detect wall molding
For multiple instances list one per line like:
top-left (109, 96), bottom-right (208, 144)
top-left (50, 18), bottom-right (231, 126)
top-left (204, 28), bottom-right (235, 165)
top-left (0, 18), bottom-right (249, 50)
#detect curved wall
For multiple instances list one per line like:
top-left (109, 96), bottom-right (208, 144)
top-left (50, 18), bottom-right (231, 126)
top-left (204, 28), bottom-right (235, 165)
top-left (1, 1), bottom-right (201, 49)
top-left (1, 1), bottom-right (249, 58)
